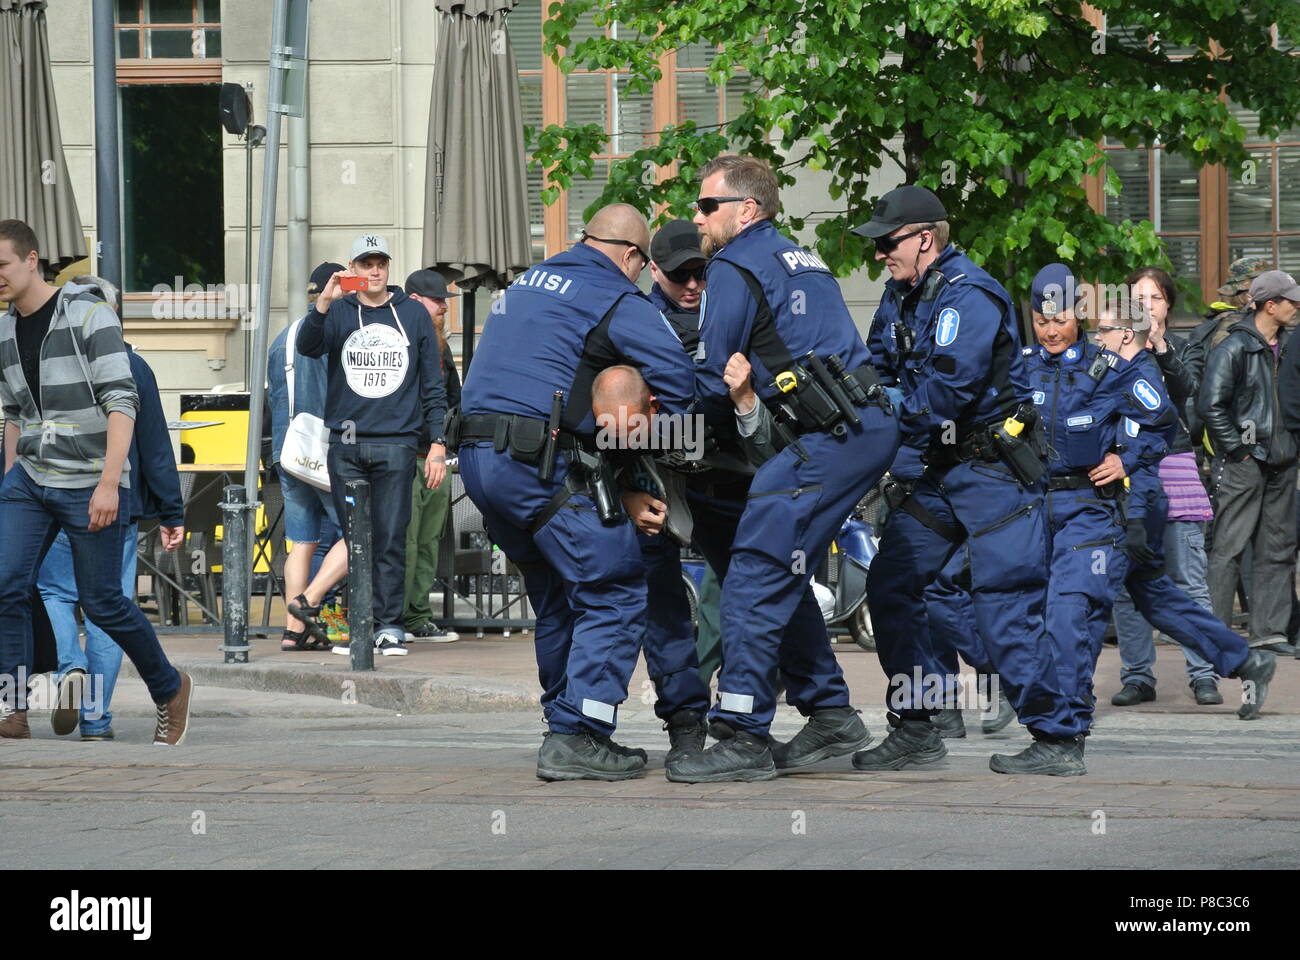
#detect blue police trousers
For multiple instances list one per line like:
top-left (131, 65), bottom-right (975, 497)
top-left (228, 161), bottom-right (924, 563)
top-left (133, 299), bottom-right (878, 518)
top-left (459, 444), bottom-right (644, 736)
top-left (925, 546), bottom-right (992, 706)
top-left (636, 529), bottom-right (710, 720)
top-left (869, 461), bottom-right (1078, 738)
top-left (710, 406), bottom-right (900, 737)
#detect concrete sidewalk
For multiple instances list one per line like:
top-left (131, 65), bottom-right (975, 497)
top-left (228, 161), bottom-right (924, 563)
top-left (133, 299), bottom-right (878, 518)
top-left (131, 631), bottom-right (1300, 721)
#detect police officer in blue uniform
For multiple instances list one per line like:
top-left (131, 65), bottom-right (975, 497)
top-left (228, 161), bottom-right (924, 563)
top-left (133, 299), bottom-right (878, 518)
top-left (855, 189), bottom-right (1081, 776)
top-left (454, 204), bottom-right (696, 781)
top-left (1092, 314), bottom-right (1277, 723)
top-left (664, 155), bottom-right (902, 783)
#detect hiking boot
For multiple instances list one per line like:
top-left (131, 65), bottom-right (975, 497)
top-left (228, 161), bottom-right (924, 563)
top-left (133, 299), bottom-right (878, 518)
top-left (931, 708), bottom-right (967, 739)
top-left (153, 670), bottom-right (193, 746)
top-left (1232, 649), bottom-right (1276, 721)
top-left (770, 706), bottom-right (871, 770)
top-left (665, 730), bottom-right (776, 783)
top-left (0, 707), bottom-right (30, 740)
top-left (607, 738), bottom-right (648, 763)
top-left (664, 709), bottom-right (707, 766)
top-left (708, 718), bottom-right (735, 741)
top-left (1110, 682), bottom-right (1155, 706)
top-left (851, 712), bottom-right (946, 771)
top-left (536, 730), bottom-right (646, 782)
top-left (1191, 678), bottom-right (1223, 706)
top-left (52, 668), bottom-right (86, 736)
top-left (981, 681), bottom-right (1016, 735)
top-left (989, 736), bottom-right (1086, 776)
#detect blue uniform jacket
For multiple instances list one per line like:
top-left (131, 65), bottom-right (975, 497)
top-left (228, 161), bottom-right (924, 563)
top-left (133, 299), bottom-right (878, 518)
top-left (460, 243), bottom-right (695, 435)
top-left (1116, 349), bottom-right (1179, 520)
top-left (868, 245), bottom-right (1031, 447)
top-left (696, 219), bottom-right (871, 428)
top-left (1023, 339), bottom-right (1131, 478)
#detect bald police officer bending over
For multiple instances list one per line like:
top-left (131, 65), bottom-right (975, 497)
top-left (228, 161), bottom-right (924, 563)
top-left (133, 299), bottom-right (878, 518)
top-left (454, 203), bottom-right (696, 782)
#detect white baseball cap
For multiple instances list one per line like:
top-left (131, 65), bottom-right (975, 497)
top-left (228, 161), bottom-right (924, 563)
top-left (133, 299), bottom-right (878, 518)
top-left (350, 233), bottom-right (391, 262)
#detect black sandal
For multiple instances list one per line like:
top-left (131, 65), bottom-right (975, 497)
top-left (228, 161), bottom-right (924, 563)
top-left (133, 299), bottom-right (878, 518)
top-left (281, 628), bottom-right (310, 651)
top-left (286, 594), bottom-right (329, 646)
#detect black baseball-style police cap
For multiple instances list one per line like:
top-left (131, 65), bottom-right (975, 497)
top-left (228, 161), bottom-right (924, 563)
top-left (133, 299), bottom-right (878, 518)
top-left (851, 185), bottom-right (948, 239)
top-left (405, 268), bottom-right (461, 299)
top-left (650, 219), bottom-right (706, 271)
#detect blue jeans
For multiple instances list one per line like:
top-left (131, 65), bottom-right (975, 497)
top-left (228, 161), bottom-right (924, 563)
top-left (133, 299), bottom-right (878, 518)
top-left (37, 526), bottom-right (137, 735)
top-left (0, 467), bottom-right (180, 711)
top-left (1113, 519), bottom-right (1215, 688)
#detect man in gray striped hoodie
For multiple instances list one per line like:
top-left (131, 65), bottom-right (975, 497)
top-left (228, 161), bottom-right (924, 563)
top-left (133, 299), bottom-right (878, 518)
top-left (0, 218), bottom-right (192, 744)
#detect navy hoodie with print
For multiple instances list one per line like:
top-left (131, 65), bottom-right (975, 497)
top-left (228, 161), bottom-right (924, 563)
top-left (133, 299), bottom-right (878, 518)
top-left (296, 286), bottom-right (446, 447)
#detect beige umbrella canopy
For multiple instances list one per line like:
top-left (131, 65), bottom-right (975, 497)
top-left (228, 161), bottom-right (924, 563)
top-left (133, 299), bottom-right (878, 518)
top-left (0, 0), bottom-right (85, 276)
top-left (423, 0), bottom-right (532, 369)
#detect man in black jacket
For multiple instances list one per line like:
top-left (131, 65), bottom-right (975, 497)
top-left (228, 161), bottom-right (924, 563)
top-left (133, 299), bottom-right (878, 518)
top-left (1197, 270), bottom-right (1300, 651)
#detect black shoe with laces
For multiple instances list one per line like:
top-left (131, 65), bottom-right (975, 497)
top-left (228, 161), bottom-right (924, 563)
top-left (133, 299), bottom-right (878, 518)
top-left (1191, 678), bottom-right (1223, 705)
top-left (536, 730), bottom-right (647, 781)
top-left (770, 706), bottom-right (871, 770)
top-left (708, 718), bottom-right (735, 741)
top-left (1110, 682), bottom-right (1155, 706)
top-left (989, 735), bottom-right (1086, 776)
top-left (931, 708), bottom-right (967, 739)
top-left (851, 712), bottom-right (946, 771)
top-left (664, 709), bottom-right (707, 766)
top-left (664, 730), bottom-right (777, 783)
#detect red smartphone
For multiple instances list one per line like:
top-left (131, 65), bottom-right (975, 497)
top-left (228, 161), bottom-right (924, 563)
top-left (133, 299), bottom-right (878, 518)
top-left (339, 276), bottom-right (368, 292)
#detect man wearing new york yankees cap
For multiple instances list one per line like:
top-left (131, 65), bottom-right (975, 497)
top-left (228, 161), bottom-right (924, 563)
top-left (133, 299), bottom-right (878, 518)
top-left (297, 234), bottom-right (448, 656)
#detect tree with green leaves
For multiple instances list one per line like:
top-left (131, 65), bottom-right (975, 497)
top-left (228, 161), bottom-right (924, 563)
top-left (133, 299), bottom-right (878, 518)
top-left (531, 0), bottom-right (1300, 307)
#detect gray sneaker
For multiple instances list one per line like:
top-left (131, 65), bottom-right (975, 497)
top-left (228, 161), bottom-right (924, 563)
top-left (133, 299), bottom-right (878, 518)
top-left (536, 730), bottom-right (646, 781)
top-left (770, 706), bottom-right (871, 770)
top-left (1233, 650), bottom-right (1276, 720)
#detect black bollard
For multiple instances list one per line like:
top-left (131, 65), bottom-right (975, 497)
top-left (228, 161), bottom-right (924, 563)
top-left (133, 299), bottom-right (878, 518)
top-left (345, 479), bottom-right (375, 671)
top-left (220, 484), bottom-right (251, 664)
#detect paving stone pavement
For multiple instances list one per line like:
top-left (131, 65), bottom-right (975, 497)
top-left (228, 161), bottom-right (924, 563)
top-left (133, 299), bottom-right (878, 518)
top-left (2, 670), bottom-right (1298, 869)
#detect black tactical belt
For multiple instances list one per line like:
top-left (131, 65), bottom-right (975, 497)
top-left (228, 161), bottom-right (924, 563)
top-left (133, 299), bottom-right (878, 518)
top-left (1047, 472), bottom-right (1096, 491)
top-left (459, 413), bottom-right (581, 451)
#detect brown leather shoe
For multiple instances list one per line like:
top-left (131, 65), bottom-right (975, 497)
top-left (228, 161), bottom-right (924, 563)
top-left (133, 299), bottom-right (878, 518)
top-left (52, 669), bottom-right (86, 736)
top-left (152, 671), bottom-right (193, 746)
top-left (0, 708), bottom-right (31, 739)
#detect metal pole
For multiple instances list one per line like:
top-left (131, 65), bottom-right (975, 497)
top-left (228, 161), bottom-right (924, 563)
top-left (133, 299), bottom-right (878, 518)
top-left (244, 132), bottom-right (254, 389)
top-left (91, 0), bottom-right (122, 295)
top-left (345, 479), bottom-right (375, 671)
top-left (461, 290), bottom-right (476, 375)
top-left (243, 0), bottom-right (291, 522)
top-left (219, 485), bottom-right (251, 663)
top-left (286, 53), bottom-right (310, 314)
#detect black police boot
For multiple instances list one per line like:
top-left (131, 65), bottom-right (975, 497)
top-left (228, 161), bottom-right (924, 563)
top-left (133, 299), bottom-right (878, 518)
top-left (851, 712), bottom-right (946, 772)
top-left (980, 681), bottom-right (1016, 735)
top-left (708, 718), bottom-right (735, 741)
top-left (989, 735), bottom-right (1086, 776)
top-left (1232, 650), bottom-right (1277, 721)
top-left (664, 709), bottom-right (707, 766)
top-left (608, 738), bottom-right (649, 763)
top-left (931, 708), bottom-right (967, 739)
top-left (769, 706), bottom-right (872, 770)
top-left (1191, 678), bottom-right (1224, 706)
top-left (664, 730), bottom-right (777, 783)
top-left (536, 730), bottom-right (647, 782)
top-left (1110, 682), bottom-right (1155, 706)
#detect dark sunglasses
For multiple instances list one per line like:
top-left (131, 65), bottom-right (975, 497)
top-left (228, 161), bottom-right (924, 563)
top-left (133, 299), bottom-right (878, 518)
top-left (874, 225), bottom-right (932, 256)
top-left (693, 196), bottom-right (750, 216)
top-left (663, 263), bottom-right (707, 284)
top-left (579, 231), bottom-right (649, 265)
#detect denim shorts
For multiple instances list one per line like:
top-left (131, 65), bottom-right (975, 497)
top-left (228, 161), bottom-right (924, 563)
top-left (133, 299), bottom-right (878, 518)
top-left (278, 465), bottom-right (339, 543)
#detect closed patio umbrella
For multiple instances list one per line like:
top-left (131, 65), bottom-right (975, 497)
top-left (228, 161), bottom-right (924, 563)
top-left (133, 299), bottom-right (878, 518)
top-left (422, 0), bottom-right (532, 375)
top-left (0, 0), bottom-right (85, 275)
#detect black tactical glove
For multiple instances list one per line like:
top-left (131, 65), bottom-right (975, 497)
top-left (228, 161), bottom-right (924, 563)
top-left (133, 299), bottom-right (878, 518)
top-left (1124, 518), bottom-right (1157, 567)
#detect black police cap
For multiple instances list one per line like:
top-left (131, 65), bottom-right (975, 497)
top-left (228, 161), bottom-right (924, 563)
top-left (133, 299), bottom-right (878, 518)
top-left (650, 219), bottom-right (706, 271)
top-left (851, 185), bottom-right (948, 239)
